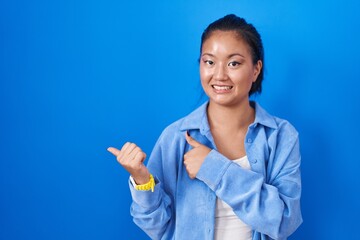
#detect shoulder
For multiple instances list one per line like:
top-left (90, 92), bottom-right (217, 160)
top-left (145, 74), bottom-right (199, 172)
top-left (155, 114), bottom-right (193, 146)
top-left (157, 102), bottom-right (208, 142)
top-left (158, 118), bottom-right (186, 142)
top-left (253, 102), bottom-right (299, 139)
top-left (264, 115), bottom-right (300, 156)
top-left (273, 116), bottom-right (299, 139)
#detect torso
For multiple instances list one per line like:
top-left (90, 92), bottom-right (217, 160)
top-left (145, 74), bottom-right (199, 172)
top-left (209, 104), bottom-right (255, 238)
top-left (207, 101), bottom-right (255, 160)
top-left (214, 156), bottom-right (253, 240)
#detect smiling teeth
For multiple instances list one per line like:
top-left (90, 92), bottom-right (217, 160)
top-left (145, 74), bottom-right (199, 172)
top-left (213, 85), bottom-right (232, 90)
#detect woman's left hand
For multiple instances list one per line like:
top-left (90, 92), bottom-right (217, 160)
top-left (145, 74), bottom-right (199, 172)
top-left (183, 132), bottom-right (212, 179)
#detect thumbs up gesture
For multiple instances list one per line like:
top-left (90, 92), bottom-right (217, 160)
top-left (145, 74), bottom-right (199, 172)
top-left (107, 142), bottom-right (150, 184)
top-left (184, 131), bottom-right (212, 179)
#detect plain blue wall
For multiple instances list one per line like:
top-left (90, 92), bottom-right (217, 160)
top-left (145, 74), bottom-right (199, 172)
top-left (1, 0), bottom-right (360, 239)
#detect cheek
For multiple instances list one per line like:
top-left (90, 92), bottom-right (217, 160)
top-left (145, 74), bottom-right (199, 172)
top-left (199, 67), bottom-right (210, 83)
top-left (199, 69), bottom-right (211, 93)
top-left (230, 71), bottom-right (254, 89)
top-left (200, 75), bottom-right (208, 90)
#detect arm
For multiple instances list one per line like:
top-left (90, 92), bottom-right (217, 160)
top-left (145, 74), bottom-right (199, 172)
top-left (196, 131), bottom-right (302, 239)
top-left (130, 137), bottom-right (175, 240)
top-left (108, 135), bottom-right (174, 240)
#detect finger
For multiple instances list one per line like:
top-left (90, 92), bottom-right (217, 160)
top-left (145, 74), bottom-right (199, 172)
top-left (127, 146), bottom-right (142, 162)
top-left (134, 151), bottom-right (146, 163)
top-left (117, 142), bottom-right (130, 159)
top-left (120, 142), bottom-right (131, 151)
top-left (122, 142), bottom-right (137, 156)
top-left (185, 131), bottom-right (201, 148)
top-left (107, 147), bottom-right (121, 156)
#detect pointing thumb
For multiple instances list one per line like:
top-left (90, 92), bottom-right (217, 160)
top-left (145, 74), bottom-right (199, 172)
top-left (185, 131), bottom-right (201, 148)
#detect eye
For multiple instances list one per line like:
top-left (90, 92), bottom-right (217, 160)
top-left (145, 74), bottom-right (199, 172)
top-left (204, 60), bottom-right (214, 66)
top-left (228, 61), bottom-right (240, 67)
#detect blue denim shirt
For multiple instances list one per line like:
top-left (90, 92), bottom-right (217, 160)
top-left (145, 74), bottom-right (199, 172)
top-left (129, 101), bottom-right (302, 240)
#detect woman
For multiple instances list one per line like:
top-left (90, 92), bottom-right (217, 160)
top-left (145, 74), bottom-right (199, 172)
top-left (108, 14), bottom-right (302, 240)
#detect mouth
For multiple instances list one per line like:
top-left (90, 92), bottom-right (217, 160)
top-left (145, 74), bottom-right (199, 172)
top-left (212, 85), bottom-right (233, 91)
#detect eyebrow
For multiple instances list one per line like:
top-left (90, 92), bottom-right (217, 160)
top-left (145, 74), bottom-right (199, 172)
top-left (201, 53), bottom-right (246, 58)
top-left (228, 53), bottom-right (245, 58)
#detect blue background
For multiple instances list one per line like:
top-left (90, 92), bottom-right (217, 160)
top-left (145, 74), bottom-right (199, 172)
top-left (1, 0), bottom-right (360, 239)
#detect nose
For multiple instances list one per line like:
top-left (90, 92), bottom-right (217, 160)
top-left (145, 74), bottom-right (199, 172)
top-left (214, 63), bottom-right (228, 81)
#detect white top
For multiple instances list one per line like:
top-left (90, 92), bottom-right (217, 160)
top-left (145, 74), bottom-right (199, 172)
top-left (214, 156), bottom-right (252, 240)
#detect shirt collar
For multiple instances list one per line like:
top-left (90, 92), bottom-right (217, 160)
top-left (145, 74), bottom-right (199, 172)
top-left (250, 101), bottom-right (278, 129)
top-left (179, 101), bottom-right (278, 132)
top-left (179, 101), bottom-right (209, 133)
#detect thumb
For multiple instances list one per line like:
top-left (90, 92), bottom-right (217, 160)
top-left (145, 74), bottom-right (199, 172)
top-left (185, 131), bottom-right (201, 148)
top-left (107, 147), bottom-right (121, 156)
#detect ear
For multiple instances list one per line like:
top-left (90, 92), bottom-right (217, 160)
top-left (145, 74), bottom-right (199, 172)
top-left (253, 60), bottom-right (263, 82)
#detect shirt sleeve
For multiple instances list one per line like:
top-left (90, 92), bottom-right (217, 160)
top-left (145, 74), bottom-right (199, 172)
top-left (129, 134), bottom-right (174, 240)
top-left (196, 129), bottom-right (302, 240)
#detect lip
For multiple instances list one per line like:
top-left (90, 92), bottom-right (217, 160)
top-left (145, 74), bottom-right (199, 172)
top-left (211, 84), bottom-right (233, 93)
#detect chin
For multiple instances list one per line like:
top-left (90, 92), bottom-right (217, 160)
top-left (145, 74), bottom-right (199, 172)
top-left (208, 95), bottom-right (248, 108)
top-left (210, 98), bottom-right (236, 106)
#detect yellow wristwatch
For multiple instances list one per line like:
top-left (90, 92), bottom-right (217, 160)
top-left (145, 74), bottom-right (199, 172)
top-left (130, 174), bottom-right (155, 192)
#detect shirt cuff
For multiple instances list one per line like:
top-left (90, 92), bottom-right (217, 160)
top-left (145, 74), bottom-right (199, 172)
top-left (196, 149), bottom-right (232, 190)
top-left (129, 175), bottom-right (138, 187)
top-left (128, 176), bottom-right (162, 208)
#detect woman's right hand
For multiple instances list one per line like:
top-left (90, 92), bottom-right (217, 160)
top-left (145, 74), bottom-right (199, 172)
top-left (107, 142), bottom-right (150, 184)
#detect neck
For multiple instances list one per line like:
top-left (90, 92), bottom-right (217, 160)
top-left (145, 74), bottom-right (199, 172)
top-left (207, 100), bottom-right (255, 131)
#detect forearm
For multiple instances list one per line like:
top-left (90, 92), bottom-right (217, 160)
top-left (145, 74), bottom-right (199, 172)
top-left (196, 150), bottom-right (302, 239)
top-left (129, 180), bottom-right (172, 239)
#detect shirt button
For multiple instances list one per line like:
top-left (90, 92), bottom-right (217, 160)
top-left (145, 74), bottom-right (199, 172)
top-left (247, 138), bottom-right (252, 143)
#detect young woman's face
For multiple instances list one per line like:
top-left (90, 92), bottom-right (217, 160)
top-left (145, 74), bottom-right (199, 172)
top-left (200, 30), bottom-right (262, 107)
